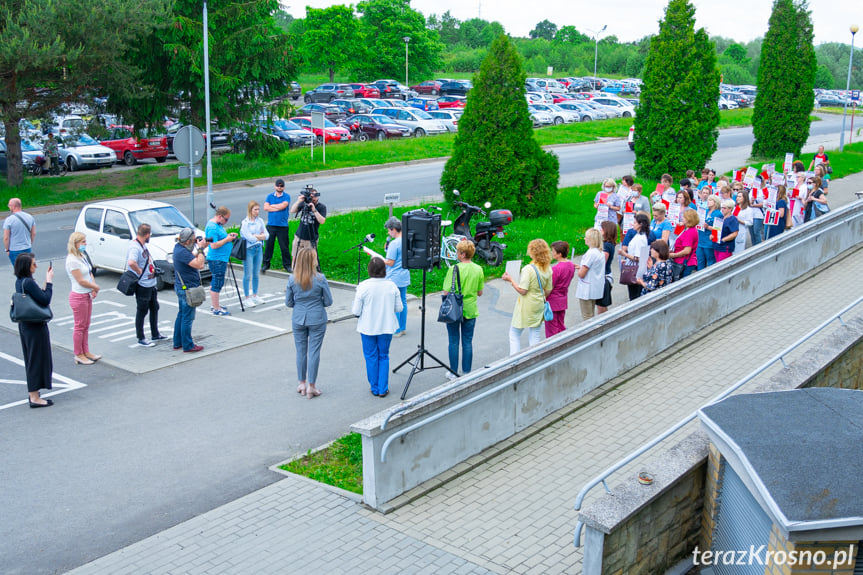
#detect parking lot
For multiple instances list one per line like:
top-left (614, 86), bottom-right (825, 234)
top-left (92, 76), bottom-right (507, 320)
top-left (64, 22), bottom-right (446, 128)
top-left (0, 262), bottom-right (358, 375)
top-left (0, 350), bottom-right (87, 410)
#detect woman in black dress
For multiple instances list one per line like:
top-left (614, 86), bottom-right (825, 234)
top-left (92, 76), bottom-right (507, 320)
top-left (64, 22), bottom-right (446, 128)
top-left (14, 253), bottom-right (55, 408)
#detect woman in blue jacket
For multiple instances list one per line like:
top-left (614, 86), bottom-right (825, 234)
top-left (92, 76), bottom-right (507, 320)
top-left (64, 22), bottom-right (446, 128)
top-left (285, 248), bottom-right (333, 399)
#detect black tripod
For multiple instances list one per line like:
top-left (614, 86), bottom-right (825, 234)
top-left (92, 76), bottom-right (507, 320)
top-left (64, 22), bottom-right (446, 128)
top-left (343, 234), bottom-right (374, 284)
top-left (393, 268), bottom-right (457, 399)
top-left (228, 261), bottom-right (245, 312)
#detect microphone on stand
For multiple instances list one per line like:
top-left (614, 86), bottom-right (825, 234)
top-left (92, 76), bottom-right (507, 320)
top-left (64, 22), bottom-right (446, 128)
top-left (363, 233), bottom-right (376, 244)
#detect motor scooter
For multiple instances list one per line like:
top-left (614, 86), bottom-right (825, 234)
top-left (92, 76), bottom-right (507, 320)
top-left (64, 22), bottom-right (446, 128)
top-left (447, 190), bottom-right (513, 266)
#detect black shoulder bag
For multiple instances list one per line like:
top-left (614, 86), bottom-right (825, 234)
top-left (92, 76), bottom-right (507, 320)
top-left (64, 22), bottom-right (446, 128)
top-left (437, 265), bottom-right (464, 324)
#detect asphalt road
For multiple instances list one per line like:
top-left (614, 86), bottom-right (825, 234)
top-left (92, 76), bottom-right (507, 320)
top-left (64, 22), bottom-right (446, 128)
top-left (8, 114), bottom-right (846, 266)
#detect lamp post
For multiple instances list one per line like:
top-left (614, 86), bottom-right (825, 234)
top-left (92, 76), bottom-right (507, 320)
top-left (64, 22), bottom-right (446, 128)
top-left (840, 25), bottom-right (859, 151)
top-left (403, 36), bottom-right (411, 87)
top-left (591, 25), bottom-right (607, 91)
top-left (203, 0), bottom-right (214, 218)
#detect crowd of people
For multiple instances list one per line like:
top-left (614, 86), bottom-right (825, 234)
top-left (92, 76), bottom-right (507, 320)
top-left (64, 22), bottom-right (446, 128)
top-left (4, 147), bottom-right (838, 406)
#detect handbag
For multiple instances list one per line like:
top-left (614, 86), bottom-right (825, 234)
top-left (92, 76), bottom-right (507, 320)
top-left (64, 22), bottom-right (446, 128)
top-left (670, 261), bottom-right (685, 282)
top-left (619, 258), bottom-right (639, 285)
top-left (531, 264), bottom-right (553, 322)
top-left (437, 265), bottom-right (464, 324)
top-left (183, 285), bottom-right (206, 308)
top-left (10, 281), bottom-right (52, 323)
top-left (230, 237), bottom-right (247, 260)
top-left (117, 268), bottom-right (145, 296)
top-left (596, 277), bottom-right (613, 307)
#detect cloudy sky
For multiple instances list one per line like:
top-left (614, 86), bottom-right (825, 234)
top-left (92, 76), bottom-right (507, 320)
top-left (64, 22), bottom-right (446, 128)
top-left (288, 0), bottom-right (859, 46)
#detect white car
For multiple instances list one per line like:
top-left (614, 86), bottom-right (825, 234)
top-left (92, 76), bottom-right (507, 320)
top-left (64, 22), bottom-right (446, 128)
top-left (526, 91), bottom-right (555, 104)
top-left (58, 134), bottom-right (116, 171)
top-left (718, 96), bottom-right (739, 110)
top-left (528, 106), bottom-right (554, 126)
top-left (530, 104), bottom-right (578, 125)
top-left (532, 79), bottom-right (567, 94)
top-left (371, 107), bottom-right (447, 136)
top-left (429, 110), bottom-right (462, 132)
top-left (74, 199), bottom-right (207, 289)
top-left (591, 96), bottom-right (637, 118)
top-left (47, 115), bottom-right (87, 138)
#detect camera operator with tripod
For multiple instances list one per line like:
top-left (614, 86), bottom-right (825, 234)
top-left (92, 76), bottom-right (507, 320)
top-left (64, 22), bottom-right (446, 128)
top-left (290, 186), bottom-right (326, 269)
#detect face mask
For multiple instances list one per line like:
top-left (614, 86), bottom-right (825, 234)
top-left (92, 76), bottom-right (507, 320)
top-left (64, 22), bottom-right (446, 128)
top-left (807, 184), bottom-right (814, 190)
top-left (79, 245), bottom-right (87, 252)
top-left (604, 187), bottom-right (614, 192)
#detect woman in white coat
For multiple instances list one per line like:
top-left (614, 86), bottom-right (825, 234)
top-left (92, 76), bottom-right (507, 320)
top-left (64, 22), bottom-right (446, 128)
top-left (352, 257), bottom-right (404, 398)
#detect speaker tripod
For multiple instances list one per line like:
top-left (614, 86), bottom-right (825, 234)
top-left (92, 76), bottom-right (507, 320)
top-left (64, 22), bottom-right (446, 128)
top-left (393, 268), bottom-right (457, 399)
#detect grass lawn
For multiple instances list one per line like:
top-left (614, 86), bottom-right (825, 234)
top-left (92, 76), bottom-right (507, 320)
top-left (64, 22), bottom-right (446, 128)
top-left (280, 433), bottom-right (363, 494)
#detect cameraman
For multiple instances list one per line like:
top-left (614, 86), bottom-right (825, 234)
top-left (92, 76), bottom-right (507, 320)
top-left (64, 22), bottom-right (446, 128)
top-left (290, 186), bottom-right (327, 268)
top-left (205, 206), bottom-right (238, 316)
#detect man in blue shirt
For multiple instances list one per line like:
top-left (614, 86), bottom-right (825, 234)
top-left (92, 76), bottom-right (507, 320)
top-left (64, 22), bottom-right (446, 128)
top-left (262, 178), bottom-right (292, 273)
top-left (173, 228), bottom-right (209, 352)
top-left (384, 217), bottom-right (410, 337)
top-left (205, 206), bottom-right (238, 316)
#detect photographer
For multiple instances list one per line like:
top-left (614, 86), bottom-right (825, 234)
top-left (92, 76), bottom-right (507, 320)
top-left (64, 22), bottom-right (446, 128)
top-left (205, 206), bottom-right (238, 316)
top-left (173, 229), bottom-right (208, 352)
top-left (127, 224), bottom-right (167, 348)
top-left (290, 186), bottom-right (327, 269)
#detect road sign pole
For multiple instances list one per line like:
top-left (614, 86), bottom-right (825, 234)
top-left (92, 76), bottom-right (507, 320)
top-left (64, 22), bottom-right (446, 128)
top-left (189, 128), bottom-right (196, 226)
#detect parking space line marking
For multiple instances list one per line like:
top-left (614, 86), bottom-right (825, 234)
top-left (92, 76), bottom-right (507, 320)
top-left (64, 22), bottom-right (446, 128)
top-left (99, 327), bottom-right (137, 339)
top-left (90, 320), bottom-right (135, 335)
top-left (253, 304), bottom-right (284, 313)
top-left (0, 379), bottom-right (27, 385)
top-left (158, 299), bottom-right (287, 332)
top-left (0, 351), bottom-right (88, 411)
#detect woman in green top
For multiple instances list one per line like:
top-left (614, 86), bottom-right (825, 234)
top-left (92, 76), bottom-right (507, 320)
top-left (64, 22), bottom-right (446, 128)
top-left (442, 240), bottom-right (485, 380)
top-left (501, 238), bottom-right (553, 355)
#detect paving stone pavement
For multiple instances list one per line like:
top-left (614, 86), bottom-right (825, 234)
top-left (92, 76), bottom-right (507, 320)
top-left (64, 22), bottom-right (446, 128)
top-left (66, 174), bottom-right (863, 575)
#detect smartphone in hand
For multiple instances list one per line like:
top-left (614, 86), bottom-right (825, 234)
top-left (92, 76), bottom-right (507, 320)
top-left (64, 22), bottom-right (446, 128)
top-left (48, 260), bottom-right (53, 270)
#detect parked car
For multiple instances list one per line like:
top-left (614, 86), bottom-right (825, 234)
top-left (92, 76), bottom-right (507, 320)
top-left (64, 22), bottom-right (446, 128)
top-left (288, 81), bottom-right (302, 100)
top-left (348, 83), bottom-right (381, 99)
top-left (528, 106), bottom-right (554, 126)
top-left (299, 103), bottom-right (346, 121)
top-left (591, 96), bottom-right (637, 118)
top-left (303, 83), bottom-right (356, 103)
top-left (254, 119), bottom-right (315, 147)
top-left (289, 116), bottom-right (352, 143)
top-left (45, 115), bottom-right (87, 137)
top-left (410, 80), bottom-right (443, 95)
top-left (527, 103), bottom-right (574, 125)
top-left (531, 79), bottom-right (566, 94)
top-left (557, 102), bottom-right (604, 122)
top-left (99, 126), bottom-right (169, 166)
top-left (406, 97), bottom-right (440, 112)
top-left (330, 99), bottom-right (372, 116)
top-left (371, 107), bottom-right (447, 137)
top-left (816, 93), bottom-right (849, 107)
top-left (437, 95), bottom-right (467, 109)
top-left (372, 80), bottom-right (413, 100)
top-left (429, 110), bottom-right (462, 132)
top-left (0, 140), bottom-right (41, 174)
top-left (718, 96), bottom-right (739, 110)
top-left (74, 199), bottom-right (208, 289)
top-left (439, 80), bottom-right (472, 97)
top-left (552, 93), bottom-right (578, 104)
top-left (58, 134), bottom-right (116, 171)
top-left (166, 122), bottom-right (232, 155)
top-left (18, 119), bottom-right (41, 141)
top-left (721, 92), bottom-right (753, 107)
top-left (348, 114), bottom-right (411, 141)
top-left (582, 100), bottom-right (621, 118)
top-left (526, 91), bottom-right (555, 104)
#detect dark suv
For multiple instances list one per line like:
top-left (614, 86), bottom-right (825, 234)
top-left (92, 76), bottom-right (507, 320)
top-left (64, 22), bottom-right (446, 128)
top-left (372, 80), bottom-right (412, 100)
top-left (303, 84), bottom-right (356, 103)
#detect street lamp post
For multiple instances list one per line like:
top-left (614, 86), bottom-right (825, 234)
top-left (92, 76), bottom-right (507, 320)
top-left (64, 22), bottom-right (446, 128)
top-left (403, 36), bottom-right (411, 88)
top-left (840, 24), bottom-right (859, 152)
top-left (592, 25), bottom-right (607, 91)
top-left (203, 0), bottom-right (214, 219)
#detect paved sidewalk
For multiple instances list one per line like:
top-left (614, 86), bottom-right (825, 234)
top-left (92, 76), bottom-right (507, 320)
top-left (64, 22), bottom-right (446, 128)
top-left (66, 175), bottom-right (863, 574)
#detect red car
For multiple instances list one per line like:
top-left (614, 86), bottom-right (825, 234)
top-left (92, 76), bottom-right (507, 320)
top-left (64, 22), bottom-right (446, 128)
top-left (100, 126), bottom-right (168, 166)
top-left (552, 93), bottom-right (578, 104)
top-left (410, 80), bottom-right (443, 95)
top-left (348, 83), bottom-right (381, 99)
top-left (436, 96), bottom-right (467, 109)
top-left (290, 116), bottom-right (352, 144)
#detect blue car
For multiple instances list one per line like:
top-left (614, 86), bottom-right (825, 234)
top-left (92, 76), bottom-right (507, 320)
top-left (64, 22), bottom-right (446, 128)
top-left (406, 98), bottom-right (440, 112)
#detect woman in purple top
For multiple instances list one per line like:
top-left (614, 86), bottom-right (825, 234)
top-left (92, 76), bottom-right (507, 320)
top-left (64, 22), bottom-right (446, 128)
top-left (545, 240), bottom-right (575, 337)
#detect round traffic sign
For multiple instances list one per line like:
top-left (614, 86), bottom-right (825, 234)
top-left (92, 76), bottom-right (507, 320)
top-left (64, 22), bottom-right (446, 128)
top-left (173, 125), bottom-right (205, 165)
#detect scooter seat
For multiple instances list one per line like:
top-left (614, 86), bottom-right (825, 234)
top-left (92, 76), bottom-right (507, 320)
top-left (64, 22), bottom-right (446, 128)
top-left (441, 220), bottom-right (452, 227)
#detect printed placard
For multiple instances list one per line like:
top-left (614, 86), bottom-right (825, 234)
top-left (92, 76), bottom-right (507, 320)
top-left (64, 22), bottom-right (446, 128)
top-left (622, 212), bottom-right (635, 233)
top-left (762, 163), bottom-right (776, 177)
top-left (786, 174), bottom-right (797, 188)
top-left (743, 167), bottom-right (757, 185)
top-left (597, 205), bottom-right (609, 220)
top-left (789, 187), bottom-right (801, 199)
top-left (771, 173), bottom-right (786, 187)
top-left (697, 207), bottom-right (707, 230)
top-left (764, 210), bottom-right (781, 226)
top-left (668, 203), bottom-right (682, 223)
top-left (783, 153), bottom-right (794, 172)
top-left (597, 192), bottom-right (609, 205)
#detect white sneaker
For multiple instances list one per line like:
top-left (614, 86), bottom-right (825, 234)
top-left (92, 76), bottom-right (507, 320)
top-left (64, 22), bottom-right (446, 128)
top-left (244, 297), bottom-right (256, 308)
top-left (137, 339), bottom-right (156, 348)
top-left (253, 295), bottom-right (264, 305)
top-left (445, 371), bottom-right (458, 381)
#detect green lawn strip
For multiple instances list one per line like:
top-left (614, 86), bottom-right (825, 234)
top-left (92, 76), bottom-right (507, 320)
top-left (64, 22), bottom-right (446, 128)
top-left (280, 432), bottom-right (363, 494)
top-left (3, 110), bottom-right (759, 208)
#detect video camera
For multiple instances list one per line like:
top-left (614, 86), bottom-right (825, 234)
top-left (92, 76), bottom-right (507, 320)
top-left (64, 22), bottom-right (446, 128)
top-left (299, 184), bottom-right (320, 202)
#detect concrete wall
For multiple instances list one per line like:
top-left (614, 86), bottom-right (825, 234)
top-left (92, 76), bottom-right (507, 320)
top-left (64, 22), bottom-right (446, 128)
top-left (352, 201), bottom-right (863, 511)
top-left (577, 314), bottom-right (863, 575)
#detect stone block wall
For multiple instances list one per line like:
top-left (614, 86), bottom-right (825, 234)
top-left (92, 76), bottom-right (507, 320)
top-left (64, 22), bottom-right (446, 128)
top-left (765, 526), bottom-right (858, 575)
top-left (600, 464), bottom-right (706, 575)
top-left (802, 336), bottom-right (863, 391)
top-left (699, 443), bottom-right (724, 554)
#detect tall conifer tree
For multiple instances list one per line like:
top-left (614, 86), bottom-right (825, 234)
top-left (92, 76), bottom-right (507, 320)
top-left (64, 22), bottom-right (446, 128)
top-left (633, 0), bottom-right (720, 180)
top-left (751, 0), bottom-right (816, 158)
top-left (440, 35), bottom-right (559, 217)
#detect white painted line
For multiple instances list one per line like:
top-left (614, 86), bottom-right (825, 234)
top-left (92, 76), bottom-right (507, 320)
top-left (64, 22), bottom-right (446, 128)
top-left (253, 304), bottom-right (284, 314)
top-left (218, 314), bottom-right (287, 332)
top-left (99, 327), bottom-right (137, 339)
top-left (92, 300), bottom-right (125, 308)
top-left (0, 379), bottom-right (27, 385)
top-left (89, 320), bottom-right (135, 334)
top-left (0, 351), bottom-right (88, 411)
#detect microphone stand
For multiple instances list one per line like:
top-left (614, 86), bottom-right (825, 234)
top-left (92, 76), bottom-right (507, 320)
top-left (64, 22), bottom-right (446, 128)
top-left (343, 236), bottom-right (372, 284)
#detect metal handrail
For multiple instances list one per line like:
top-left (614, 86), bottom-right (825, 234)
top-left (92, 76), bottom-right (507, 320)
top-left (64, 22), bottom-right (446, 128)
top-left (572, 293), bottom-right (863, 547)
top-left (378, 206), bottom-right (856, 435)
